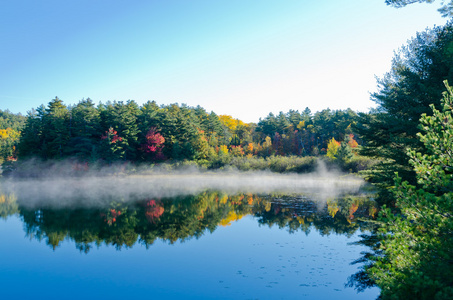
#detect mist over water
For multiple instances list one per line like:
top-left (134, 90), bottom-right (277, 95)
top-left (1, 160), bottom-right (365, 208)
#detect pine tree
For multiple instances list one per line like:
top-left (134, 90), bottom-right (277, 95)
top-left (366, 81), bottom-right (453, 299)
top-left (18, 108), bottom-right (42, 158)
top-left (41, 97), bottom-right (70, 159)
top-left (336, 141), bottom-right (353, 165)
top-left (100, 127), bottom-right (125, 163)
top-left (66, 98), bottom-right (101, 160)
top-left (100, 101), bottom-right (140, 161)
top-left (356, 22), bottom-right (453, 202)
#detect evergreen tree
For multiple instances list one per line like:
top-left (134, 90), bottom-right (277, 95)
top-left (138, 101), bottom-right (160, 134)
top-left (276, 111), bottom-right (290, 133)
top-left (100, 127), bottom-right (125, 162)
top-left (362, 81), bottom-right (453, 299)
top-left (336, 141), bottom-right (353, 165)
top-left (18, 108), bottom-right (43, 158)
top-left (100, 101), bottom-right (140, 161)
top-left (66, 98), bottom-right (101, 160)
top-left (356, 22), bottom-right (453, 201)
top-left (256, 112), bottom-right (278, 138)
top-left (313, 109), bottom-right (335, 151)
top-left (41, 97), bottom-right (70, 159)
top-left (206, 112), bottom-right (226, 146)
top-left (0, 109), bottom-right (26, 132)
top-left (286, 109), bottom-right (303, 128)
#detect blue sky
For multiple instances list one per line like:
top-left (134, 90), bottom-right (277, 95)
top-left (0, 0), bottom-right (447, 122)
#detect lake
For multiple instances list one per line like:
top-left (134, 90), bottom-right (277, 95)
top-left (0, 171), bottom-right (380, 299)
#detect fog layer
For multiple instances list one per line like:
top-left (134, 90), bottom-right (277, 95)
top-left (1, 161), bottom-right (365, 208)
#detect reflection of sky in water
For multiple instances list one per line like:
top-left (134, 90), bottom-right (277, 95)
top-left (0, 215), bottom-right (379, 299)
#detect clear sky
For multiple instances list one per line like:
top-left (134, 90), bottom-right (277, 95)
top-left (0, 0), bottom-right (448, 122)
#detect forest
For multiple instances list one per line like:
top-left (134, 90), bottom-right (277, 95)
top-left (0, 97), bottom-right (368, 173)
top-left (1, 4), bottom-right (453, 299)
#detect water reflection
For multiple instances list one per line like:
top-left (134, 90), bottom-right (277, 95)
top-left (0, 190), bottom-right (376, 252)
top-left (0, 193), bottom-right (18, 218)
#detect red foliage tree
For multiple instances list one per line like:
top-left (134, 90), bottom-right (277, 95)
top-left (101, 127), bottom-right (122, 143)
top-left (347, 134), bottom-right (359, 148)
top-left (141, 127), bottom-right (165, 160)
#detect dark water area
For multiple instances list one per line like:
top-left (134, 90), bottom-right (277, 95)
top-left (0, 186), bottom-right (380, 300)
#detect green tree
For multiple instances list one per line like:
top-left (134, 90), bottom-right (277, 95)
top-left (100, 101), bottom-right (140, 161)
top-left (336, 141), bottom-right (354, 165)
top-left (41, 97), bottom-right (70, 159)
top-left (205, 112), bottom-right (227, 146)
top-left (169, 104), bottom-right (200, 160)
top-left (356, 22), bottom-right (453, 202)
top-left (256, 112), bottom-right (278, 139)
top-left (313, 109), bottom-right (335, 151)
top-left (18, 108), bottom-right (43, 158)
top-left (100, 127), bottom-right (125, 162)
top-left (66, 98), bottom-right (101, 160)
top-left (138, 101), bottom-right (160, 135)
top-left (286, 109), bottom-right (303, 128)
top-left (0, 109), bottom-right (26, 132)
top-left (385, 0), bottom-right (453, 17)
top-left (356, 81), bottom-right (453, 299)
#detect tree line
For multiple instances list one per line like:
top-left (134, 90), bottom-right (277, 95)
top-left (0, 97), bottom-right (363, 168)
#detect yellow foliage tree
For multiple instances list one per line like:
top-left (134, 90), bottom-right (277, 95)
top-left (296, 121), bottom-right (305, 130)
top-left (0, 128), bottom-right (19, 140)
top-left (0, 128), bottom-right (20, 162)
top-left (326, 138), bottom-right (340, 160)
top-left (218, 145), bottom-right (229, 154)
top-left (262, 136), bottom-right (273, 156)
top-left (218, 115), bottom-right (248, 132)
top-left (246, 143), bottom-right (254, 154)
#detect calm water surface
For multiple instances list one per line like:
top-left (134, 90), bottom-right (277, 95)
top-left (0, 188), bottom-right (379, 300)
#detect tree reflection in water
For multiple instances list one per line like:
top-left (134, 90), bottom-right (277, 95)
top-left (0, 190), bottom-right (377, 253)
